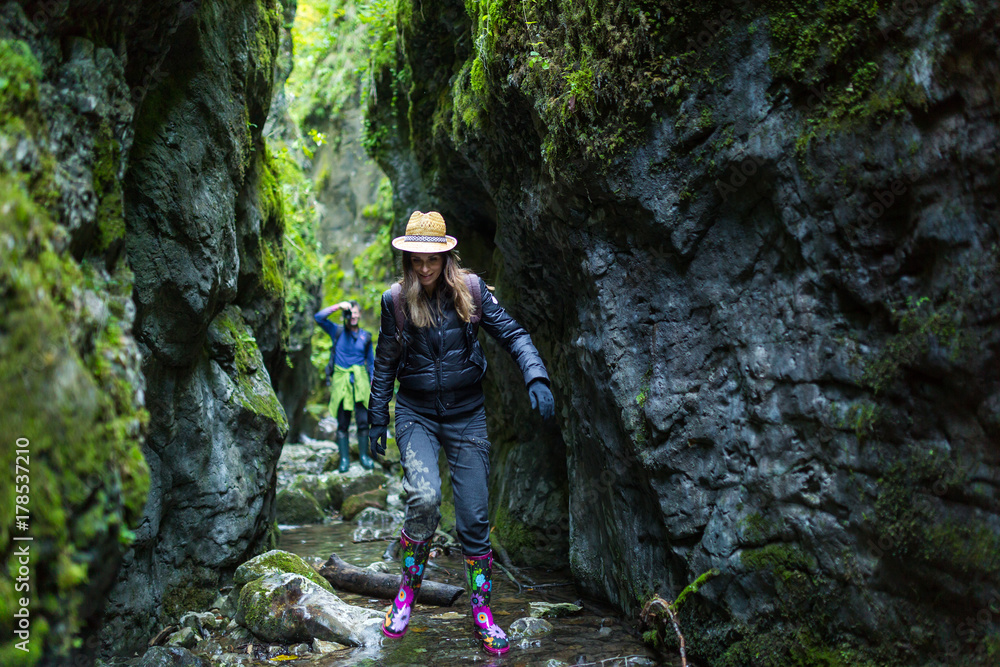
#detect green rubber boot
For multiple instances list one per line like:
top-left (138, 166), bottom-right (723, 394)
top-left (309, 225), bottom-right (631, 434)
top-left (336, 431), bottom-right (350, 473)
top-left (358, 428), bottom-right (374, 470)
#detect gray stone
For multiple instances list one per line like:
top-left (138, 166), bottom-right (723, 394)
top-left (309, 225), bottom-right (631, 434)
top-left (179, 611), bottom-right (220, 637)
top-left (342, 472), bottom-right (388, 499)
top-left (312, 638), bottom-right (348, 653)
top-left (235, 573), bottom-right (382, 646)
top-left (340, 488), bottom-right (389, 520)
top-left (508, 617), bottom-right (554, 638)
top-left (528, 602), bottom-right (583, 618)
top-left (135, 646), bottom-right (209, 667)
top-left (164, 626), bottom-right (199, 649)
top-left (276, 487), bottom-right (325, 525)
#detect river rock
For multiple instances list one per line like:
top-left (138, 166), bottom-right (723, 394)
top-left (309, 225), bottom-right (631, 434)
top-left (340, 488), bottom-right (389, 520)
top-left (179, 611), bottom-right (221, 637)
top-left (236, 573), bottom-right (382, 645)
top-left (276, 487), bottom-right (325, 525)
top-left (342, 472), bottom-right (388, 499)
top-left (233, 550), bottom-right (334, 594)
top-left (164, 626), bottom-right (199, 649)
top-left (136, 646), bottom-right (209, 667)
top-left (528, 601), bottom-right (583, 618)
top-left (312, 637), bottom-right (348, 653)
top-left (509, 617), bottom-right (554, 638)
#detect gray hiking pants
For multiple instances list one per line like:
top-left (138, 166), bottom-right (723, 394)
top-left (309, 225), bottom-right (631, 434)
top-left (394, 403), bottom-right (492, 556)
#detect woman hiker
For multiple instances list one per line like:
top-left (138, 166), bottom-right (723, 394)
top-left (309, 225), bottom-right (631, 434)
top-left (366, 210), bottom-right (555, 654)
top-left (314, 299), bottom-right (375, 472)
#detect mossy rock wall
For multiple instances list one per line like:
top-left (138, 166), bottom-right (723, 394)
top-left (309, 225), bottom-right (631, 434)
top-left (366, 1), bottom-right (1000, 664)
top-left (0, 0), bottom-right (317, 662)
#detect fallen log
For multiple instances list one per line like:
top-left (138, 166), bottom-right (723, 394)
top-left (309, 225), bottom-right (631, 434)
top-left (319, 554), bottom-right (465, 606)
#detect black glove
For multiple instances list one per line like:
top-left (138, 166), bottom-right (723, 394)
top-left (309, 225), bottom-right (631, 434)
top-left (528, 381), bottom-right (554, 420)
top-left (369, 424), bottom-right (388, 458)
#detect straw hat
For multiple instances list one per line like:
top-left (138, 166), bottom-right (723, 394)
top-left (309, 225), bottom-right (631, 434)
top-left (391, 210), bottom-right (458, 253)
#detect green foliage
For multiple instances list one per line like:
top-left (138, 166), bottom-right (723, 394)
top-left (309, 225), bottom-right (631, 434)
top-left (862, 295), bottom-right (970, 394)
top-left (0, 39), bottom-right (43, 112)
top-left (766, 0), bottom-right (878, 85)
top-left (673, 568), bottom-right (719, 609)
top-left (269, 145), bottom-right (323, 349)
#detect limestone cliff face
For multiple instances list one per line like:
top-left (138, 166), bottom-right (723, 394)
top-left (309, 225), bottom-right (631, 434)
top-left (0, 0), bottom-right (307, 661)
top-left (367, 1), bottom-right (1000, 663)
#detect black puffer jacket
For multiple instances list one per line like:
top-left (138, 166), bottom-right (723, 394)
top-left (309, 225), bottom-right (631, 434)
top-left (368, 275), bottom-right (549, 425)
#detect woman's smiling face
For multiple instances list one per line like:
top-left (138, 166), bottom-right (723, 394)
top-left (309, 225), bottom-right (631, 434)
top-left (411, 253), bottom-right (443, 291)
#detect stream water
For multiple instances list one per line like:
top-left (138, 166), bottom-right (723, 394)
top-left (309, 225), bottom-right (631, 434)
top-left (277, 522), bottom-right (672, 666)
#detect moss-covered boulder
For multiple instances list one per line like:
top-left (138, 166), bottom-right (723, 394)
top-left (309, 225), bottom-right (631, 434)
top-left (340, 489), bottom-right (389, 521)
top-left (233, 550), bottom-right (332, 595)
top-left (235, 573), bottom-right (381, 646)
top-left (275, 488), bottom-right (325, 525)
top-left (291, 474), bottom-right (336, 510)
top-left (342, 473), bottom-right (387, 500)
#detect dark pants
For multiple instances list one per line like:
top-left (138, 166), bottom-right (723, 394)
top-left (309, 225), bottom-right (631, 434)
top-left (394, 403), bottom-right (492, 556)
top-left (336, 402), bottom-right (369, 435)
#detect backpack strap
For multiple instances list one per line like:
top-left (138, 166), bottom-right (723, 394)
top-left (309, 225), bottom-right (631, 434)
top-left (466, 273), bottom-right (482, 325)
top-left (389, 282), bottom-right (405, 341)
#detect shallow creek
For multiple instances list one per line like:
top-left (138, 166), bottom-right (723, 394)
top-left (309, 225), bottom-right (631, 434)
top-left (277, 522), bottom-right (671, 666)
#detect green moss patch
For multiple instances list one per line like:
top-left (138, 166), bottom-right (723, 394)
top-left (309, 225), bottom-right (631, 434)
top-left (233, 549), bottom-right (333, 593)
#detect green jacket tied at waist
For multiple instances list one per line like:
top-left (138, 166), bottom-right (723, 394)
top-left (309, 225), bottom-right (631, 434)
top-left (329, 363), bottom-right (371, 414)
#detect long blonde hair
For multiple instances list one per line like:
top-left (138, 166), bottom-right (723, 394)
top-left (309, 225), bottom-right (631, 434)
top-left (400, 251), bottom-right (475, 328)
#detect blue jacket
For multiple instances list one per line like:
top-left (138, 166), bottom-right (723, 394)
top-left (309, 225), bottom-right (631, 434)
top-left (314, 312), bottom-right (374, 380)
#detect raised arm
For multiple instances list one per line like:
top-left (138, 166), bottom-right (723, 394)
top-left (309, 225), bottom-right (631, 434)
top-left (314, 301), bottom-right (351, 336)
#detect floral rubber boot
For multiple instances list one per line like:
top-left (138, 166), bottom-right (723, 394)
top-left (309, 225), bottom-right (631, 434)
top-left (382, 530), bottom-right (431, 638)
top-left (465, 551), bottom-right (510, 654)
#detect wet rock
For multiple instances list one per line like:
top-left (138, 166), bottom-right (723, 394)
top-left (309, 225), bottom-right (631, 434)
top-left (528, 601), bottom-right (583, 618)
top-left (365, 561), bottom-right (394, 574)
top-left (233, 549), bottom-right (334, 594)
top-left (352, 511), bottom-right (401, 542)
top-left (325, 475), bottom-right (346, 510)
top-left (180, 611), bottom-right (221, 637)
top-left (290, 474), bottom-right (331, 507)
top-left (275, 487), bottom-right (325, 525)
top-left (212, 654), bottom-right (253, 667)
top-left (211, 592), bottom-right (237, 620)
top-left (340, 488), bottom-right (389, 520)
top-left (312, 637), bottom-right (348, 653)
top-left (353, 507), bottom-right (401, 527)
top-left (508, 617), bottom-right (554, 638)
top-left (236, 572), bottom-right (382, 645)
top-left (135, 646), bottom-right (209, 667)
top-left (342, 473), bottom-right (388, 499)
top-left (290, 642), bottom-right (311, 656)
top-left (192, 638), bottom-right (225, 657)
top-left (164, 626), bottom-right (200, 649)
